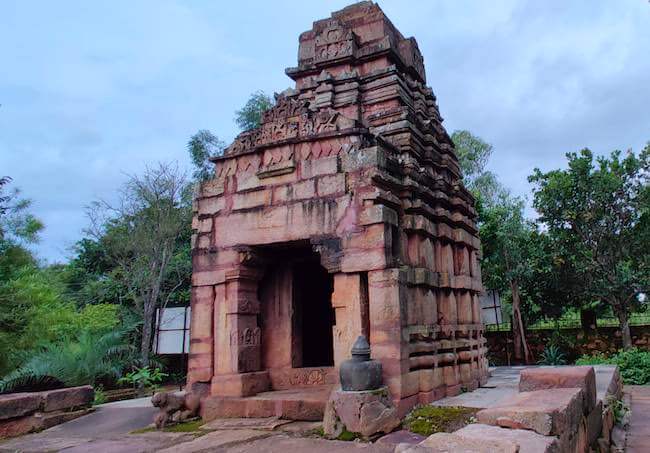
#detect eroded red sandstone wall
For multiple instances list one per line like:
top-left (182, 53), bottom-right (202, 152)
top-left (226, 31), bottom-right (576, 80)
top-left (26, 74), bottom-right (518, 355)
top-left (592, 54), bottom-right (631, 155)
top-left (189, 1), bottom-right (488, 414)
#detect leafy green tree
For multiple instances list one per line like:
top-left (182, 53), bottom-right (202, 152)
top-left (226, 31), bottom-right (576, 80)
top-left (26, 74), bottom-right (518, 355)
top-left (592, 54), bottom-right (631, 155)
top-left (187, 130), bottom-right (225, 181)
top-left (529, 145), bottom-right (650, 349)
top-left (478, 193), bottom-right (535, 362)
top-left (86, 163), bottom-right (191, 366)
top-left (0, 177), bottom-right (43, 281)
top-left (234, 91), bottom-right (274, 131)
top-left (451, 130), bottom-right (507, 206)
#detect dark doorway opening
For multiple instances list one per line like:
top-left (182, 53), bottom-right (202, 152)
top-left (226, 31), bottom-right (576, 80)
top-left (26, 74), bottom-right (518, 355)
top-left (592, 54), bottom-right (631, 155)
top-left (257, 241), bottom-right (335, 370)
top-left (293, 258), bottom-right (334, 367)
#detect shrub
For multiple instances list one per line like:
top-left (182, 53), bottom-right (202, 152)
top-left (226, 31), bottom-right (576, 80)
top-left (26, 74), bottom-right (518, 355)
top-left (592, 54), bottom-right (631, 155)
top-left (538, 345), bottom-right (567, 365)
top-left (0, 328), bottom-right (134, 393)
top-left (118, 366), bottom-right (167, 391)
top-left (576, 348), bottom-right (650, 385)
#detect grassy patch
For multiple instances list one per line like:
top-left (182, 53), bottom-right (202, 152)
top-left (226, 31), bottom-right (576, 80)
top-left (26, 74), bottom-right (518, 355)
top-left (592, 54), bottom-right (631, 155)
top-left (403, 405), bottom-right (478, 436)
top-left (130, 426), bottom-right (156, 434)
top-left (337, 428), bottom-right (362, 441)
top-left (129, 419), bottom-right (205, 435)
top-left (162, 419), bottom-right (204, 433)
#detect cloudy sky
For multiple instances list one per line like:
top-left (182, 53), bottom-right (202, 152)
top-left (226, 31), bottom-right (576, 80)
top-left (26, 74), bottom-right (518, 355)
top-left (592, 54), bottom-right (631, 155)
top-left (1, 1), bottom-right (649, 263)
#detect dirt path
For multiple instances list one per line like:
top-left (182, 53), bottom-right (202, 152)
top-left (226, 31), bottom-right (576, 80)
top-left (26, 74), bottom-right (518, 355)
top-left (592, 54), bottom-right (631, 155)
top-left (626, 386), bottom-right (650, 453)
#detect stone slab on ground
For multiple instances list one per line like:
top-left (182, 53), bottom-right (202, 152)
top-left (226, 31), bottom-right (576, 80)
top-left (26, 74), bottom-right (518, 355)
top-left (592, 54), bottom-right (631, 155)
top-left (157, 429), bottom-right (274, 453)
top-left (375, 429), bottom-right (426, 446)
top-left (399, 431), bottom-right (519, 453)
top-left (454, 423), bottom-right (560, 453)
top-left (276, 420), bottom-right (322, 433)
top-left (222, 433), bottom-right (395, 453)
top-left (201, 416), bottom-right (293, 431)
top-left (476, 387), bottom-right (583, 436)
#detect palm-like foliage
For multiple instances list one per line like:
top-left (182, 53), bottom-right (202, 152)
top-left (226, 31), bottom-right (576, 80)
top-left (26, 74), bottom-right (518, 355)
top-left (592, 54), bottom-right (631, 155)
top-left (0, 329), bottom-right (134, 393)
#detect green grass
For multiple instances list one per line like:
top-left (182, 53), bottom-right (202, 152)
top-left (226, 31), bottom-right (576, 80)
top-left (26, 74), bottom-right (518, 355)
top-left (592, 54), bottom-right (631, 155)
top-left (403, 406), bottom-right (478, 436)
top-left (337, 429), bottom-right (362, 441)
top-left (163, 419), bottom-right (204, 432)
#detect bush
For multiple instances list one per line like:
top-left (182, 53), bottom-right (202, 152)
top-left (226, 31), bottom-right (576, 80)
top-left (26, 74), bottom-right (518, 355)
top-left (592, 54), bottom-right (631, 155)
top-left (538, 344), bottom-right (567, 365)
top-left (0, 328), bottom-right (134, 393)
top-left (576, 348), bottom-right (650, 385)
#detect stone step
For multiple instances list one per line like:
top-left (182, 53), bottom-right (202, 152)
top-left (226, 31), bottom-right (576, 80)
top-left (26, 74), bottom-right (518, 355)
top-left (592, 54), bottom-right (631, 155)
top-left (476, 387), bottom-right (584, 436)
top-left (200, 386), bottom-right (332, 421)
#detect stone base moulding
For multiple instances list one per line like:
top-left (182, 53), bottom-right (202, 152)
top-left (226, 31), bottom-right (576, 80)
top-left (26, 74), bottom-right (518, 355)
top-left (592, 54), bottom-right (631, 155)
top-left (210, 371), bottom-right (270, 397)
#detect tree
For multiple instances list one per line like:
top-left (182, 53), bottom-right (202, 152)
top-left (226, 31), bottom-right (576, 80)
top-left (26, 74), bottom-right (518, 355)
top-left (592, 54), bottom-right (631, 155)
top-left (234, 91), bottom-right (274, 131)
top-left (451, 130), bottom-right (507, 206)
top-left (187, 130), bottom-right (225, 181)
top-left (529, 145), bottom-right (650, 349)
top-left (478, 193), bottom-right (535, 363)
top-left (87, 163), bottom-right (191, 366)
top-left (0, 177), bottom-right (43, 245)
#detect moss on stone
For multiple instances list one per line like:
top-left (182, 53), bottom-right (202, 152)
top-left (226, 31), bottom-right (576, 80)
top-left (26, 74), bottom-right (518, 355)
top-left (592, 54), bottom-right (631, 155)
top-left (337, 428), bottom-right (362, 441)
top-left (403, 405), bottom-right (478, 436)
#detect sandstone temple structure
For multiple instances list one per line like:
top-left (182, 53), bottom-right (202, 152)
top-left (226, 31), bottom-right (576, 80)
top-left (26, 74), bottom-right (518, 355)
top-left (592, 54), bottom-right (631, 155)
top-left (188, 1), bottom-right (489, 420)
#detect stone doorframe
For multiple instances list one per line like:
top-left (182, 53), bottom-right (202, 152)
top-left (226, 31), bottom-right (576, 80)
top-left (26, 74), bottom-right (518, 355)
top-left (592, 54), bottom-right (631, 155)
top-left (209, 239), bottom-right (369, 398)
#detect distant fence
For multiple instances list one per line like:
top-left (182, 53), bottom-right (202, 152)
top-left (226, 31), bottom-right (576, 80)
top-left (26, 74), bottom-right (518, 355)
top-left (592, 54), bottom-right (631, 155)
top-left (485, 312), bottom-right (650, 332)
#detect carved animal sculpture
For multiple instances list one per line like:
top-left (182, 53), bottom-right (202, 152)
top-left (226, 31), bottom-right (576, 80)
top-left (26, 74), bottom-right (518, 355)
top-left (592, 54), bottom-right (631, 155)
top-left (151, 391), bottom-right (201, 429)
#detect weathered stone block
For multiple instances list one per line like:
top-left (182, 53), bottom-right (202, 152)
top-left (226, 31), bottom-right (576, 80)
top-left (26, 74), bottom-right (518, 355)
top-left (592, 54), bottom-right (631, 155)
top-left (454, 423), bottom-right (560, 453)
top-left (476, 388), bottom-right (584, 436)
top-left (41, 386), bottom-right (94, 413)
top-left (0, 393), bottom-right (41, 421)
top-left (519, 366), bottom-right (596, 414)
top-left (323, 387), bottom-right (400, 439)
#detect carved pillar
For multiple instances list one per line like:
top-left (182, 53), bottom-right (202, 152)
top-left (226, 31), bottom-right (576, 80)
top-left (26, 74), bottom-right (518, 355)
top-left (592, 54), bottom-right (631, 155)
top-left (211, 250), bottom-right (269, 397)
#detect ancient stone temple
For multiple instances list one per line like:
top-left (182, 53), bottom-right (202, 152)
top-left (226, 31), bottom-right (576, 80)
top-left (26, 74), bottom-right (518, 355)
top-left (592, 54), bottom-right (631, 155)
top-left (188, 1), bottom-right (488, 419)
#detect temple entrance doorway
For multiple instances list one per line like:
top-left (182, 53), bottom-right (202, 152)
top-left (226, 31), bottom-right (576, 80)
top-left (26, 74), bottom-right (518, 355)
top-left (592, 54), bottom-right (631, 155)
top-left (258, 242), bottom-right (335, 377)
top-left (294, 259), bottom-right (334, 367)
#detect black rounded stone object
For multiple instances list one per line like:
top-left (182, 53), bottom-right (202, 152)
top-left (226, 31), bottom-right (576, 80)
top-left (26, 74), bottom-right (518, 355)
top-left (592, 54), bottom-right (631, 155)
top-left (339, 336), bottom-right (383, 391)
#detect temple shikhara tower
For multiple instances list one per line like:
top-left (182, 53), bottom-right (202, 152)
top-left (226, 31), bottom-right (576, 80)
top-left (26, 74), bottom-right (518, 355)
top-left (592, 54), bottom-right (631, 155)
top-left (188, 2), bottom-right (488, 419)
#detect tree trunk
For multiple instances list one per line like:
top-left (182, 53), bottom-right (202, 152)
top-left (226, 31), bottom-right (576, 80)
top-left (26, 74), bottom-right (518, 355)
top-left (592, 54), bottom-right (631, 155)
top-left (615, 308), bottom-right (633, 350)
top-left (580, 308), bottom-right (597, 334)
top-left (140, 302), bottom-right (155, 368)
top-left (510, 280), bottom-right (532, 364)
